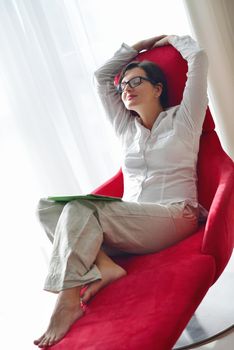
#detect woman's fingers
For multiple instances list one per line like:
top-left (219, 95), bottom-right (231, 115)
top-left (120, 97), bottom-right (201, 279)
top-left (132, 35), bottom-right (172, 52)
top-left (152, 35), bottom-right (174, 48)
top-left (142, 35), bottom-right (167, 50)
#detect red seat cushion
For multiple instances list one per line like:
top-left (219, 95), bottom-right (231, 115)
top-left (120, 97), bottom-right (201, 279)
top-left (51, 228), bottom-right (215, 350)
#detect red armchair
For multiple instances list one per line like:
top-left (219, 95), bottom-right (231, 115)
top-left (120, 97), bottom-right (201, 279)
top-left (48, 45), bottom-right (234, 350)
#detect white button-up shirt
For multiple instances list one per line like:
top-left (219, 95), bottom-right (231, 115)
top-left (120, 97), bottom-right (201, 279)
top-left (94, 36), bottom-right (208, 207)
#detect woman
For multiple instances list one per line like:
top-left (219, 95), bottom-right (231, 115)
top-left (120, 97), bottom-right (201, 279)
top-left (34, 34), bottom-right (208, 348)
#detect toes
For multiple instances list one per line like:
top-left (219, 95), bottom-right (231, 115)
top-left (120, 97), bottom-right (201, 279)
top-left (37, 333), bottom-right (60, 348)
top-left (38, 335), bottom-right (50, 348)
top-left (80, 298), bottom-right (88, 312)
top-left (47, 335), bottom-right (56, 347)
top-left (80, 285), bottom-right (88, 297)
top-left (34, 334), bottom-right (45, 345)
top-left (81, 289), bottom-right (92, 303)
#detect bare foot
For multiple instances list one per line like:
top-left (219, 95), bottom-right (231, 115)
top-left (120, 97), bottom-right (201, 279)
top-left (34, 287), bottom-right (83, 348)
top-left (81, 261), bottom-right (127, 304)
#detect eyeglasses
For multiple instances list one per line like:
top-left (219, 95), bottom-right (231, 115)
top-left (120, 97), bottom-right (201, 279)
top-left (117, 76), bottom-right (156, 94)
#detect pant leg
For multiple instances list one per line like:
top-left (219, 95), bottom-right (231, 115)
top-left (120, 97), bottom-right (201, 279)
top-left (37, 199), bottom-right (66, 243)
top-left (96, 200), bottom-right (198, 255)
top-left (39, 200), bottom-right (103, 292)
top-left (37, 198), bottom-right (198, 292)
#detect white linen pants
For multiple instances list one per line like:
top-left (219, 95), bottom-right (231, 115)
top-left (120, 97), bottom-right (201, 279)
top-left (37, 199), bottom-right (198, 292)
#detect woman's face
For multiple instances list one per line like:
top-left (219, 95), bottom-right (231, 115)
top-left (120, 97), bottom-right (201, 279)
top-left (120, 67), bottom-right (162, 112)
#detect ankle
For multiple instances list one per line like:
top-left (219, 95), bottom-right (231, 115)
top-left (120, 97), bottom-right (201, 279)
top-left (59, 286), bottom-right (82, 303)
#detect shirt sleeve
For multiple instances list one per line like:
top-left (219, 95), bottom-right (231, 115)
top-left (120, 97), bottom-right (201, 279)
top-left (94, 43), bottom-right (138, 137)
top-left (168, 35), bottom-right (209, 133)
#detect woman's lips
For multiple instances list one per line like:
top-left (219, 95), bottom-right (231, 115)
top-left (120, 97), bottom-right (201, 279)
top-left (127, 95), bottom-right (137, 101)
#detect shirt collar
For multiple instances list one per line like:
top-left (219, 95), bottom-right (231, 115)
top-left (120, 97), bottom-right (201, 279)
top-left (135, 110), bottom-right (168, 133)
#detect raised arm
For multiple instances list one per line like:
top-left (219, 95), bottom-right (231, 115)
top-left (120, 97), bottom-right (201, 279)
top-left (94, 44), bottom-right (138, 137)
top-left (126, 34), bottom-right (208, 132)
top-left (94, 35), bottom-right (170, 137)
top-left (168, 35), bottom-right (209, 132)
top-left (94, 35), bottom-right (208, 136)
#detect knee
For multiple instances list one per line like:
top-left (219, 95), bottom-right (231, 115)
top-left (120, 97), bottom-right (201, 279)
top-left (35, 198), bottom-right (53, 221)
top-left (63, 200), bottom-right (95, 217)
top-left (37, 198), bottom-right (49, 209)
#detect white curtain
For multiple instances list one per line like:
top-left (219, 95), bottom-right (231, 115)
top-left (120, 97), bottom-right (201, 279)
top-left (0, 1), bottom-right (192, 349)
top-left (0, 0), bottom-right (122, 197)
top-left (184, 0), bottom-right (234, 159)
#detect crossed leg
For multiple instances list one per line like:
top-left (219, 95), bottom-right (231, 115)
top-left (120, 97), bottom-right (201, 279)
top-left (34, 249), bottom-right (126, 348)
top-left (34, 199), bottom-right (197, 348)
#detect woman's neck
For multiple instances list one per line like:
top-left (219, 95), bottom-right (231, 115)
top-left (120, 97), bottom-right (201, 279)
top-left (139, 104), bottom-right (164, 130)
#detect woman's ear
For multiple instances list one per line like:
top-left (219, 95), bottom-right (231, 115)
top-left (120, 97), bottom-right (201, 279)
top-left (154, 83), bottom-right (163, 98)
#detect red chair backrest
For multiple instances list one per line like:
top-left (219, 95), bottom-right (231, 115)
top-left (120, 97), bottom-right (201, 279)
top-left (198, 121), bottom-right (234, 280)
top-left (132, 45), bottom-right (187, 107)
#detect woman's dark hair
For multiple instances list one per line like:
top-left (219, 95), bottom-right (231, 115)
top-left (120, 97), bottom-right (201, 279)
top-left (118, 60), bottom-right (168, 109)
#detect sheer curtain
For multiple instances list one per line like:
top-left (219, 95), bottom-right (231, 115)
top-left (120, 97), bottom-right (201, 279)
top-left (0, 0), bottom-right (122, 197)
top-left (0, 1), bottom-right (191, 349)
top-left (184, 0), bottom-right (234, 159)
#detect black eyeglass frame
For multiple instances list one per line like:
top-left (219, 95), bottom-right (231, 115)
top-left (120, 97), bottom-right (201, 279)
top-left (116, 76), bottom-right (157, 94)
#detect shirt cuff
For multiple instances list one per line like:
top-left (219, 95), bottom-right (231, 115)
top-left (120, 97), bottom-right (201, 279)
top-left (120, 42), bottom-right (139, 54)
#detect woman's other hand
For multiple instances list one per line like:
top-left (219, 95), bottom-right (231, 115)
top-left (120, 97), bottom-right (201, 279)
top-left (132, 35), bottom-right (174, 52)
